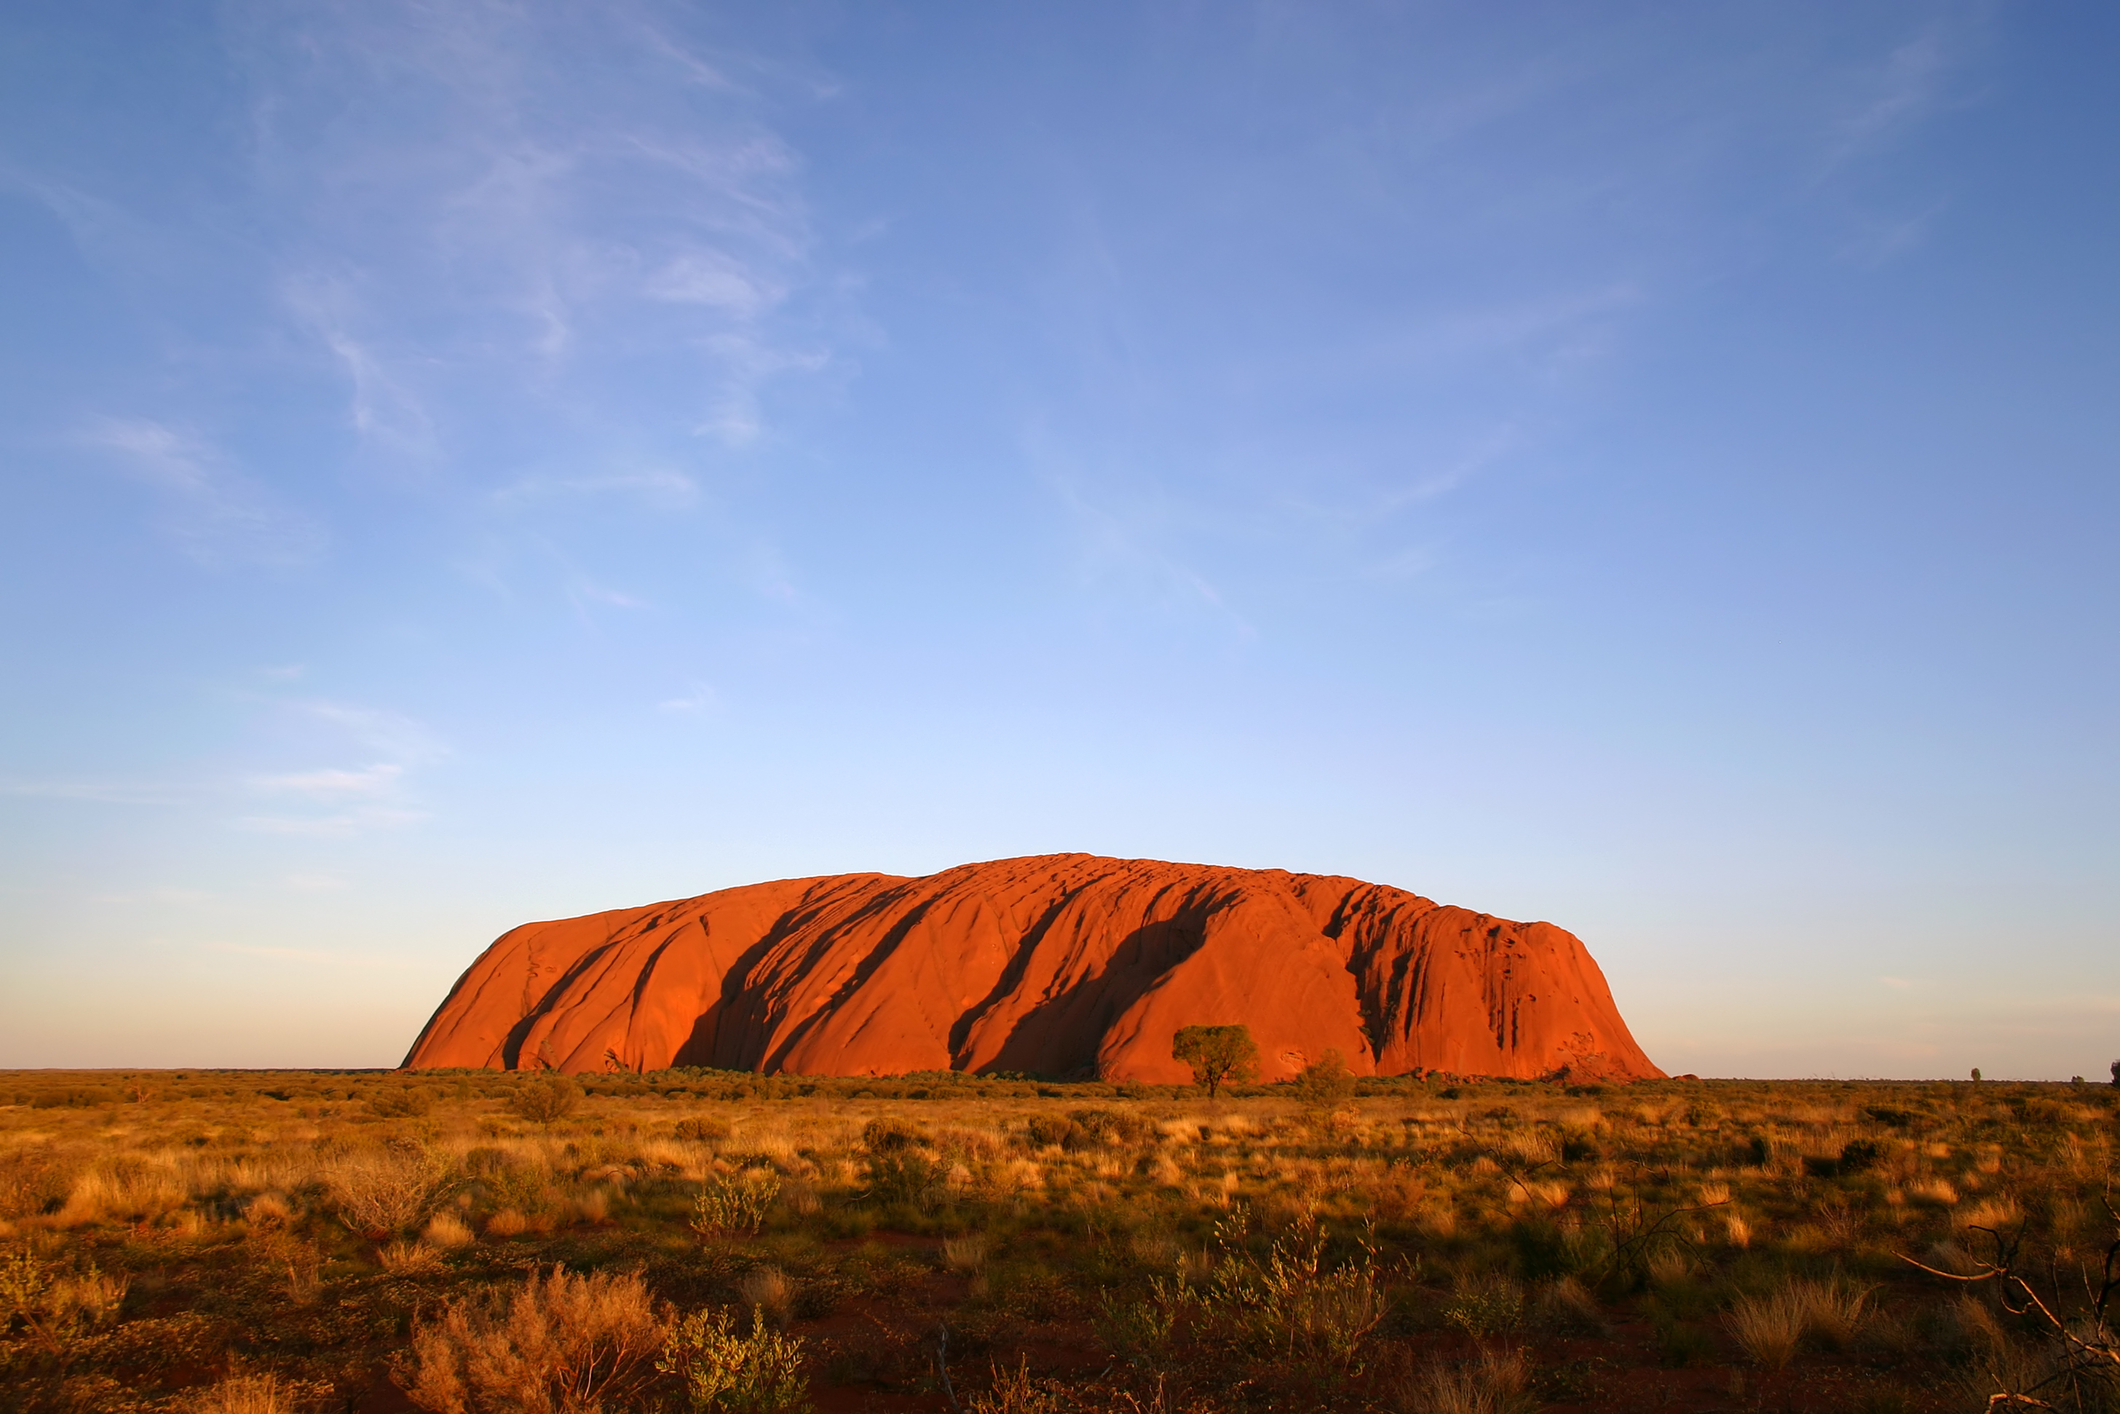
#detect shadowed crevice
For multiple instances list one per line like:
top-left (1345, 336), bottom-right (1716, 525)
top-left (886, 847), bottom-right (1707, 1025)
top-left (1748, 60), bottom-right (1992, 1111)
top-left (945, 880), bottom-right (1094, 1062)
top-left (976, 887), bottom-right (1221, 1077)
top-left (500, 942), bottom-right (619, 1069)
top-left (759, 893), bottom-right (941, 1073)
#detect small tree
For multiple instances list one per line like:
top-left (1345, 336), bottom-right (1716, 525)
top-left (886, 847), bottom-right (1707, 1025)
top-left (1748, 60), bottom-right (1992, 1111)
top-left (1292, 1048), bottom-right (1357, 1110)
top-left (1970, 1068), bottom-right (1983, 1083)
top-left (2111, 1059), bottom-right (2119, 1087)
top-left (1171, 1025), bottom-right (1259, 1099)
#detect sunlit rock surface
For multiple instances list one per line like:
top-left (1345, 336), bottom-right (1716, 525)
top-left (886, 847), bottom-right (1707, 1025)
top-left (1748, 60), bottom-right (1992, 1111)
top-left (403, 854), bottom-right (1663, 1083)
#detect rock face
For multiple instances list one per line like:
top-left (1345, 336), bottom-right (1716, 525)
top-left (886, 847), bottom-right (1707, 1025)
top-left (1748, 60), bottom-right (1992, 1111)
top-left (402, 854), bottom-right (1662, 1083)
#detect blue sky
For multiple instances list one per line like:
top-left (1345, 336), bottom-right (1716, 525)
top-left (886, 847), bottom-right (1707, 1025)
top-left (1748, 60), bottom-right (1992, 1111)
top-left (2, 2), bottom-right (2114, 1078)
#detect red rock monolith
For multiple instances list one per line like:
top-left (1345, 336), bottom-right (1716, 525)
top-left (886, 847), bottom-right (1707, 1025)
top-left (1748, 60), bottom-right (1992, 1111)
top-left (401, 854), bottom-right (1662, 1083)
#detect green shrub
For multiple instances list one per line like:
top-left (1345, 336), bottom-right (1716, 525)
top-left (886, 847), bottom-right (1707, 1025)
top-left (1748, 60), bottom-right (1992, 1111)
top-left (0, 1148), bottom-right (71, 1221)
top-left (675, 1116), bottom-right (732, 1143)
top-left (1026, 1116), bottom-right (1075, 1147)
top-left (1197, 1214), bottom-right (1383, 1365)
top-left (1441, 1273), bottom-right (1525, 1340)
top-left (1862, 1106), bottom-right (1925, 1129)
top-left (365, 1088), bottom-right (433, 1119)
top-left (1839, 1140), bottom-right (1883, 1174)
top-left (659, 1306), bottom-right (811, 1413)
top-left (1096, 1276), bottom-right (1189, 1367)
top-left (1063, 1109), bottom-right (1152, 1149)
top-left (859, 1119), bottom-right (923, 1152)
top-left (461, 1146), bottom-right (510, 1178)
top-left (692, 1171), bottom-right (780, 1238)
top-left (1, 1249), bottom-right (129, 1351)
top-left (507, 1075), bottom-right (582, 1124)
top-left (27, 1089), bottom-right (118, 1109)
top-left (1291, 1051), bottom-right (1356, 1110)
top-left (859, 1120), bottom-right (937, 1206)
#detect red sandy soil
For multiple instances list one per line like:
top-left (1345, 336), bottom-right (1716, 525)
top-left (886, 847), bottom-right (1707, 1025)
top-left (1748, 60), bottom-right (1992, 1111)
top-left (403, 854), bottom-right (1661, 1084)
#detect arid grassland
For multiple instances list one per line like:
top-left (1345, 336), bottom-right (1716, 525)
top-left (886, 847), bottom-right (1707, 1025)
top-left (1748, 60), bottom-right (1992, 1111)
top-left (3, 1070), bottom-right (2117, 1414)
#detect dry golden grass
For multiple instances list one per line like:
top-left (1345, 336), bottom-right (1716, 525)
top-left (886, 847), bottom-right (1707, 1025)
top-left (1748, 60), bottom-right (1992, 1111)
top-left (737, 1263), bottom-right (795, 1318)
top-left (485, 1207), bottom-right (530, 1238)
top-left (1726, 1277), bottom-right (1870, 1367)
top-left (378, 1238), bottom-right (448, 1275)
top-left (1960, 1195), bottom-right (2023, 1231)
top-left (325, 1145), bottom-right (458, 1237)
top-left (246, 1191), bottom-right (294, 1226)
top-left (943, 1232), bottom-right (989, 1271)
top-left (1395, 1346), bottom-right (1533, 1414)
top-left (395, 1265), bottom-right (665, 1414)
top-left (1533, 1275), bottom-right (1604, 1334)
top-left (1, 1068), bottom-right (2113, 1412)
top-left (425, 1211), bottom-right (476, 1248)
top-left (1726, 1285), bottom-right (1806, 1368)
top-left (186, 1373), bottom-right (298, 1414)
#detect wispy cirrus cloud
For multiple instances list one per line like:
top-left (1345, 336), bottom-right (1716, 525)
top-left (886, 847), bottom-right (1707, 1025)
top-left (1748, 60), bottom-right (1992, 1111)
top-left (236, 700), bottom-right (446, 836)
top-left (3, 693), bottom-right (441, 836)
top-left (0, 777), bottom-right (189, 806)
top-left (248, 764), bottom-right (403, 798)
top-left (1823, 13), bottom-right (1987, 172)
top-left (299, 703), bottom-right (447, 767)
top-left (84, 418), bottom-right (323, 566)
top-left (491, 468), bottom-right (701, 512)
top-left (1373, 284), bottom-right (1641, 372)
top-left (657, 682), bottom-right (718, 714)
top-left (1832, 30), bottom-right (1952, 165)
top-left (280, 274), bottom-right (438, 457)
top-left (234, 1), bottom-right (832, 463)
top-left (233, 807), bottom-right (425, 837)
top-left (1036, 456), bottom-right (1254, 636)
top-left (565, 577), bottom-right (650, 613)
top-left (205, 940), bottom-right (416, 968)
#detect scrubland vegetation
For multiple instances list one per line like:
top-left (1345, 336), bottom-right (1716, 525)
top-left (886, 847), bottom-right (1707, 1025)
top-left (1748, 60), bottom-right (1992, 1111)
top-left (2, 1068), bottom-right (2117, 1413)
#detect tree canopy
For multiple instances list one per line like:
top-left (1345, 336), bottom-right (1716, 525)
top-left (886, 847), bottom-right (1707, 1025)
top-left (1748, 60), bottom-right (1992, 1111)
top-left (1171, 1024), bottom-right (1260, 1098)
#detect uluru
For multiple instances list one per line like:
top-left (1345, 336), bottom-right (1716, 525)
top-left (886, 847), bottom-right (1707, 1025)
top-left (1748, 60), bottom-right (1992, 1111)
top-left (403, 854), bottom-right (1662, 1084)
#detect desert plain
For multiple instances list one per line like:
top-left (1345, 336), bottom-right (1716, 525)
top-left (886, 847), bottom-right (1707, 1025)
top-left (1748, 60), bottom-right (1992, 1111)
top-left (4, 1066), bottom-right (2117, 1414)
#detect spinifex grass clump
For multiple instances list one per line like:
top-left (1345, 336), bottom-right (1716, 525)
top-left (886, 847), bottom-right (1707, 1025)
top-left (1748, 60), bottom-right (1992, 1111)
top-left (1395, 1345), bottom-right (1536, 1414)
top-left (1, 1068), bottom-right (2115, 1411)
